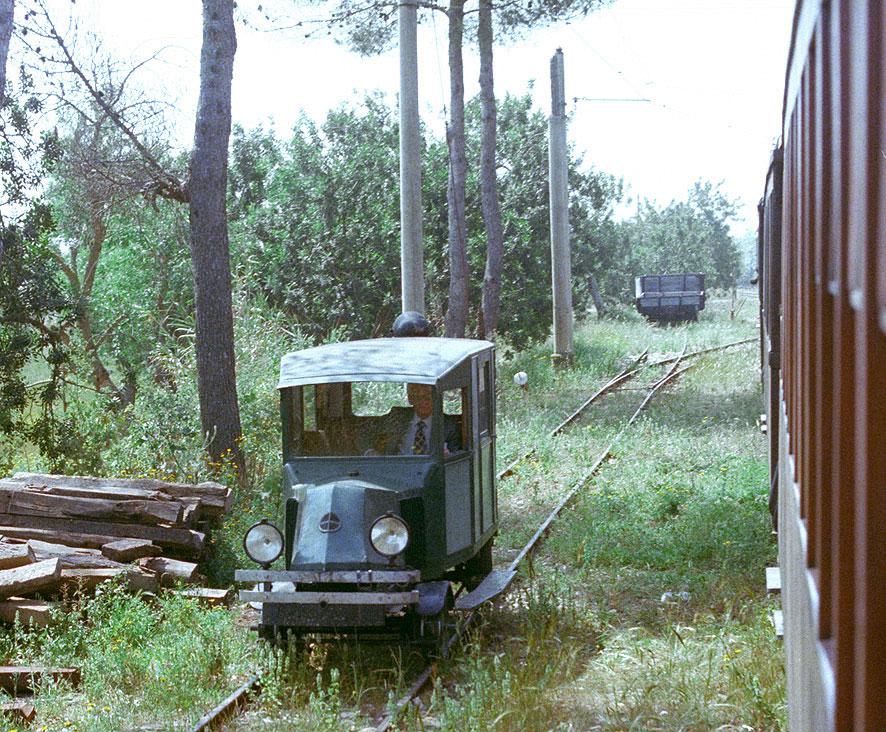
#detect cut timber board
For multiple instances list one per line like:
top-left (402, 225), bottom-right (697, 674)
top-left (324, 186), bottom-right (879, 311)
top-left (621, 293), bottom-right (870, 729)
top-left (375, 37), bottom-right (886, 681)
top-left (1, 701), bottom-right (36, 722)
top-left (0, 558), bottom-right (61, 599)
top-left (0, 480), bottom-right (185, 526)
top-left (0, 514), bottom-right (204, 556)
top-left (0, 541), bottom-right (35, 570)
top-left (60, 567), bottom-right (159, 594)
top-left (0, 665), bottom-right (80, 692)
top-left (766, 566), bottom-right (782, 593)
top-left (102, 538), bottom-right (162, 563)
top-left (138, 557), bottom-right (199, 586)
top-left (11, 473), bottom-right (232, 516)
top-left (0, 597), bottom-right (57, 627)
top-left (0, 526), bottom-right (124, 550)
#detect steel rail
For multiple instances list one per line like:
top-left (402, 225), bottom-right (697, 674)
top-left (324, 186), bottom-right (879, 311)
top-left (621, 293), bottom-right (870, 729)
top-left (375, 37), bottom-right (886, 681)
top-left (497, 347), bottom-right (650, 480)
top-left (496, 336), bottom-right (752, 481)
top-left (647, 336), bottom-right (754, 367)
top-left (508, 343), bottom-right (688, 572)
top-left (373, 345), bottom-right (692, 731)
top-left (190, 673), bottom-right (261, 732)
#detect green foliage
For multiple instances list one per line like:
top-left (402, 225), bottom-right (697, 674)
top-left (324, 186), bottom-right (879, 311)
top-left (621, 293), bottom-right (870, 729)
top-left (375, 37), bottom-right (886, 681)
top-left (230, 92), bottom-right (622, 348)
top-left (0, 66), bottom-right (60, 207)
top-left (307, 668), bottom-right (344, 732)
top-left (628, 180), bottom-right (743, 290)
top-left (574, 613), bottom-right (785, 730)
top-left (424, 578), bottom-right (600, 732)
top-left (230, 97), bottom-right (403, 341)
top-left (0, 211), bottom-right (85, 472)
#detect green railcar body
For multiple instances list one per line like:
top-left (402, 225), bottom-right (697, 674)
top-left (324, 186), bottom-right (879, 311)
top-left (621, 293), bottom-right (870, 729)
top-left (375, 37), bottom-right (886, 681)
top-left (236, 337), bottom-right (498, 640)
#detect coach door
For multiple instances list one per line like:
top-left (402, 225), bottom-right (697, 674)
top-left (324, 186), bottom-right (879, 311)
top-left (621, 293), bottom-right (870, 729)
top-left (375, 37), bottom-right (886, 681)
top-left (471, 353), bottom-right (496, 543)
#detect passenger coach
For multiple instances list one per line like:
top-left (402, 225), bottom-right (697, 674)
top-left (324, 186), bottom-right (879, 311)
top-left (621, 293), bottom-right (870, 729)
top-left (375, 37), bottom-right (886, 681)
top-left (758, 0), bottom-right (883, 728)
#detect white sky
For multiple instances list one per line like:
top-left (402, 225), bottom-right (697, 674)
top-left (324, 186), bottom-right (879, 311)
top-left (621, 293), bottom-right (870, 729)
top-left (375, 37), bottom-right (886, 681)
top-left (42, 0), bottom-right (795, 235)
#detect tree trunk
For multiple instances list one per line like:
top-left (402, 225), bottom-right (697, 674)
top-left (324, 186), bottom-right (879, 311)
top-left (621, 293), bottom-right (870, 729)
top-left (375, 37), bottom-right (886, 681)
top-left (189, 0), bottom-right (243, 473)
top-left (0, 0), bottom-right (12, 105)
top-left (478, 0), bottom-right (504, 340)
top-left (589, 274), bottom-right (606, 319)
top-left (443, 0), bottom-right (468, 338)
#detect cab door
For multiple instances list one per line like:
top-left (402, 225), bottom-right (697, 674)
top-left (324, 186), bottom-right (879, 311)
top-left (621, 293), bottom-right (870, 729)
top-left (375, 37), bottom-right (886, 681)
top-left (471, 353), bottom-right (496, 542)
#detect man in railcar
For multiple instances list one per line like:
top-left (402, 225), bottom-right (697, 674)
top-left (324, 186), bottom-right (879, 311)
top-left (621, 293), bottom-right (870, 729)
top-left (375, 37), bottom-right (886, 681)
top-left (369, 383), bottom-right (462, 456)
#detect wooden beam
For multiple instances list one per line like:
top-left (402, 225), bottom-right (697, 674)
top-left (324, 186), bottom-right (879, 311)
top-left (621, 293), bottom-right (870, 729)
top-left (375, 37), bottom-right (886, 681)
top-left (0, 597), bottom-right (57, 627)
top-left (0, 526), bottom-right (123, 549)
top-left (60, 567), bottom-right (159, 594)
top-left (0, 665), bottom-right (80, 692)
top-left (0, 480), bottom-right (185, 526)
top-left (11, 473), bottom-right (232, 516)
top-left (0, 541), bottom-right (35, 570)
top-left (0, 515), bottom-right (204, 557)
top-left (0, 559), bottom-right (61, 599)
top-left (138, 557), bottom-right (199, 587)
top-left (172, 587), bottom-right (232, 606)
top-left (1, 700), bottom-right (36, 722)
top-left (101, 539), bottom-right (162, 563)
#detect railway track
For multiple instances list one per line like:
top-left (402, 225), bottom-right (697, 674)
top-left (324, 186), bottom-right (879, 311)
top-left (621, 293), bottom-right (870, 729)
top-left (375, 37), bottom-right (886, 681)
top-left (191, 337), bottom-right (752, 731)
top-left (372, 345), bottom-right (693, 731)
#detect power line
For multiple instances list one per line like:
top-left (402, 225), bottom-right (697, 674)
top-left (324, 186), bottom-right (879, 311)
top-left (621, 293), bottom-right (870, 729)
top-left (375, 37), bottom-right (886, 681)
top-left (574, 96), bottom-right (651, 103)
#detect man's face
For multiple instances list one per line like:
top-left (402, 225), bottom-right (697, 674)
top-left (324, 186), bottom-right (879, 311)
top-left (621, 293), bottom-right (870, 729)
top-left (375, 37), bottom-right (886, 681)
top-left (407, 384), bottom-right (433, 419)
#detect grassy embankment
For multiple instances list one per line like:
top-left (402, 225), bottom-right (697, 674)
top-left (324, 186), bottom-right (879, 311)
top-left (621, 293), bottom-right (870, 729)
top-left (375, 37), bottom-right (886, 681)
top-left (1, 294), bottom-right (784, 730)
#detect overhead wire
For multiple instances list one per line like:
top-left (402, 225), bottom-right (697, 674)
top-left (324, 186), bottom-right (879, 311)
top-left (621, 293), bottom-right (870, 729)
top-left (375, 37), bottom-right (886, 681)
top-left (564, 24), bottom-right (762, 141)
top-left (429, 5), bottom-right (449, 127)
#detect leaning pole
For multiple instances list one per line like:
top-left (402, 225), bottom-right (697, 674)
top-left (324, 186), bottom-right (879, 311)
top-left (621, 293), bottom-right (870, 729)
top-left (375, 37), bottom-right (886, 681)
top-left (549, 48), bottom-right (574, 362)
top-left (399, 0), bottom-right (424, 314)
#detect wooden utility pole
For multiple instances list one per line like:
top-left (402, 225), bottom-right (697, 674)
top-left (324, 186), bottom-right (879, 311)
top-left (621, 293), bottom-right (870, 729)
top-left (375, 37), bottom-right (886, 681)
top-left (548, 48), bottom-right (574, 362)
top-left (399, 0), bottom-right (424, 314)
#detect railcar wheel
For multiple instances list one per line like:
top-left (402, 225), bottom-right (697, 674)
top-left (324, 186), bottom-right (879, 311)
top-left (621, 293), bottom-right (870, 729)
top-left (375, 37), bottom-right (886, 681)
top-left (416, 586), bottom-right (455, 658)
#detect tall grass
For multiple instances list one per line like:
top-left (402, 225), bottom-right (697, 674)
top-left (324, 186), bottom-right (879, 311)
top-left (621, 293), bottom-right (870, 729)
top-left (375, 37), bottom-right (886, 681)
top-left (0, 293), bottom-right (781, 730)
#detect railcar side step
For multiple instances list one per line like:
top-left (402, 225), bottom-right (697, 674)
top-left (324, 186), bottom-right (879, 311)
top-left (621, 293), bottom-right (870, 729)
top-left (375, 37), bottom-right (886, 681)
top-left (455, 569), bottom-right (516, 610)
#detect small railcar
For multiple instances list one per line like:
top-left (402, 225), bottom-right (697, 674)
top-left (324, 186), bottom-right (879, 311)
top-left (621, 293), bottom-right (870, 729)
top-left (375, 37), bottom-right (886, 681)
top-left (235, 337), bottom-right (499, 645)
top-left (757, 1), bottom-right (884, 728)
top-left (634, 273), bottom-right (706, 323)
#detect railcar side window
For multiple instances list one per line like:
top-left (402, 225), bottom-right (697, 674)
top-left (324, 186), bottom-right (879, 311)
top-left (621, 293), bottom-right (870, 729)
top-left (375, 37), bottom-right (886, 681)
top-left (478, 360), bottom-right (491, 436)
top-left (442, 387), bottom-right (468, 456)
top-left (303, 385), bottom-right (317, 431)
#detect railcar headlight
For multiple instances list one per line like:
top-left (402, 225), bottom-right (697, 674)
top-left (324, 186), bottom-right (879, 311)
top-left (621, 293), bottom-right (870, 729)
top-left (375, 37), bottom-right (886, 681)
top-left (369, 514), bottom-right (410, 557)
top-left (244, 520), bottom-right (284, 566)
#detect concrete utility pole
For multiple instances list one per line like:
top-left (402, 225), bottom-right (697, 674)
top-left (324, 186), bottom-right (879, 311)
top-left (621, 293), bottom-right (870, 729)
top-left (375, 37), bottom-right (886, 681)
top-left (548, 48), bottom-right (574, 362)
top-left (399, 0), bottom-right (424, 314)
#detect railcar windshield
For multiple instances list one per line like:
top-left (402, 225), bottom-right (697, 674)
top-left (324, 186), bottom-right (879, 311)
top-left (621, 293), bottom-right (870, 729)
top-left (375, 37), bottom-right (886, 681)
top-left (292, 380), bottom-right (467, 458)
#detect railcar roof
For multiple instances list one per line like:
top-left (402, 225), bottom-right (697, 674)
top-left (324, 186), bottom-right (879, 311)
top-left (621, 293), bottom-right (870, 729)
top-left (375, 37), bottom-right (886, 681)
top-left (277, 337), bottom-right (494, 388)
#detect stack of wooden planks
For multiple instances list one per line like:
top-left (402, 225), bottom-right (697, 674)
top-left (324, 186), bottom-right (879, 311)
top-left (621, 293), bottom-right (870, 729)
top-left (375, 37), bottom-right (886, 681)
top-left (0, 473), bottom-right (234, 625)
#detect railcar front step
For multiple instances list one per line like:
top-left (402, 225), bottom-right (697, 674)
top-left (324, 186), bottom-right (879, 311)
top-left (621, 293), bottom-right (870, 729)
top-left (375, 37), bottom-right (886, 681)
top-left (455, 569), bottom-right (516, 610)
